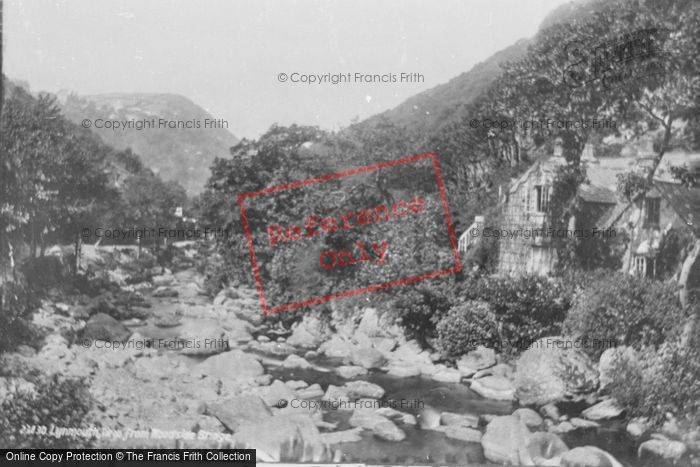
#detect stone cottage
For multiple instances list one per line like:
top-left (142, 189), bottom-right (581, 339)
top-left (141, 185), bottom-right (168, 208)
top-left (460, 139), bottom-right (700, 296)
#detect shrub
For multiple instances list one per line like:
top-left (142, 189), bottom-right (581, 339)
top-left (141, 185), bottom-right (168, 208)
top-left (466, 275), bottom-right (571, 354)
top-left (563, 272), bottom-right (687, 359)
top-left (0, 281), bottom-right (39, 354)
top-left (0, 374), bottom-right (93, 448)
top-left (606, 332), bottom-right (700, 426)
top-left (436, 300), bottom-right (500, 356)
top-left (390, 281), bottom-right (458, 345)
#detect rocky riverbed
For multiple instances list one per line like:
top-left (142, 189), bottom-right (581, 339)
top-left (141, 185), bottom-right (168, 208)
top-left (1, 246), bottom-right (697, 466)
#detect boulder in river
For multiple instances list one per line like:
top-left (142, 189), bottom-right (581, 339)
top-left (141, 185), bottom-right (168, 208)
top-left (513, 408), bottom-right (544, 430)
top-left (233, 413), bottom-right (331, 462)
top-left (206, 395), bottom-right (272, 431)
top-left (581, 398), bottom-right (623, 421)
top-left (525, 432), bottom-right (568, 465)
top-left (335, 365), bottom-right (368, 379)
top-left (349, 410), bottom-right (406, 442)
top-left (196, 349), bottom-right (264, 387)
top-left (481, 415), bottom-right (532, 464)
top-left (319, 336), bottom-right (355, 359)
top-left (470, 375), bottom-right (516, 401)
top-left (287, 314), bottom-right (328, 348)
top-left (282, 354), bottom-right (312, 370)
top-left (350, 348), bottom-right (387, 369)
top-left (386, 361), bottom-right (422, 378)
top-left (343, 380), bottom-right (385, 399)
top-left (560, 446), bottom-right (623, 467)
top-left (638, 439), bottom-right (687, 465)
top-left (515, 336), bottom-right (599, 405)
top-left (440, 412), bottom-right (479, 428)
top-left (83, 312), bottom-right (131, 342)
top-left (433, 425), bottom-right (482, 443)
top-left (626, 417), bottom-right (651, 438)
top-left (457, 346), bottom-right (497, 377)
top-left (152, 286), bottom-right (178, 298)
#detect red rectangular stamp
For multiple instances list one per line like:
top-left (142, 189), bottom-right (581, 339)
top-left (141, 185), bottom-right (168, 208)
top-left (238, 152), bottom-right (462, 315)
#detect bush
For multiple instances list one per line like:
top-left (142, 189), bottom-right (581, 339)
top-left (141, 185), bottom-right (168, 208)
top-left (436, 300), bottom-right (500, 356)
top-left (0, 281), bottom-right (39, 354)
top-left (390, 281), bottom-right (458, 345)
top-left (0, 374), bottom-right (93, 448)
top-left (466, 275), bottom-right (571, 354)
top-left (606, 332), bottom-right (700, 426)
top-left (563, 272), bottom-right (687, 359)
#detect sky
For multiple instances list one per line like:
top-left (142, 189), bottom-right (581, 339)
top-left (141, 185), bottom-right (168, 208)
top-left (5, 0), bottom-right (573, 139)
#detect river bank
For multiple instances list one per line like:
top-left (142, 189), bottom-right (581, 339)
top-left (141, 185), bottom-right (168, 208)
top-left (0, 245), bottom-right (696, 466)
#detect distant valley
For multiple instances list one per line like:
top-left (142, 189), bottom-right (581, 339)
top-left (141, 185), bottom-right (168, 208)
top-left (59, 92), bottom-right (238, 195)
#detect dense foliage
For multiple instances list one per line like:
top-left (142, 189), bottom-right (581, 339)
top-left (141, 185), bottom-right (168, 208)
top-left (0, 374), bottom-right (93, 448)
top-left (563, 271), bottom-right (688, 359)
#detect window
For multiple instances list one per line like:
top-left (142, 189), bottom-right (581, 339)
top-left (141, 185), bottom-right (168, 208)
top-left (633, 256), bottom-right (657, 278)
top-left (645, 197), bottom-right (660, 226)
top-left (535, 185), bottom-right (550, 212)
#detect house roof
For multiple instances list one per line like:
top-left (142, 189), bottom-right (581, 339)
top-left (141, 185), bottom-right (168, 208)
top-left (578, 183), bottom-right (618, 204)
top-left (654, 150), bottom-right (700, 183)
top-left (585, 156), bottom-right (639, 191)
top-left (655, 180), bottom-right (700, 237)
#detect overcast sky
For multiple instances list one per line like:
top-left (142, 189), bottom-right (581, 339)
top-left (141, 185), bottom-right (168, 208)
top-left (5, 0), bottom-right (572, 138)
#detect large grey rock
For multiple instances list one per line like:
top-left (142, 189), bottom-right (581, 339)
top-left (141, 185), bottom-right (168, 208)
top-left (177, 319), bottom-right (228, 355)
top-left (257, 380), bottom-right (297, 408)
top-left (581, 399), bottom-right (623, 421)
top-left (433, 425), bottom-right (482, 443)
top-left (83, 312), bottom-right (131, 342)
top-left (525, 432), bottom-right (569, 466)
top-left (431, 367), bottom-right (462, 383)
top-left (386, 361), bottom-right (422, 378)
top-left (470, 375), bottom-right (516, 401)
top-left (319, 428), bottom-right (363, 444)
top-left (481, 416), bottom-right (532, 464)
top-left (349, 410), bottom-right (406, 441)
top-left (343, 381), bottom-right (385, 399)
top-left (282, 354), bottom-right (312, 369)
top-left (233, 413), bottom-right (330, 462)
top-left (206, 395), bottom-right (272, 431)
top-left (513, 408), bottom-right (544, 430)
top-left (297, 384), bottom-right (324, 400)
top-left (196, 349), bottom-right (264, 386)
top-left (515, 336), bottom-right (599, 405)
top-left (626, 417), bottom-right (651, 438)
top-left (350, 348), bottom-right (387, 369)
top-left (440, 412), bottom-right (479, 428)
top-left (457, 346), bottom-right (497, 377)
top-left (319, 336), bottom-right (355, 359)
top-left (335, 365), bottom-right (367, 379)
top-left (561, 446), bottom-right (623, 467)
top-left (638, 439), bottom-right (687, 465)
top-left (287, 315), bottom-right (327, 348)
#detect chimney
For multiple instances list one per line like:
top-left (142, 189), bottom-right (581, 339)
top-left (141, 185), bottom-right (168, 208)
top-left (553, 137), bottom-right (564, 158)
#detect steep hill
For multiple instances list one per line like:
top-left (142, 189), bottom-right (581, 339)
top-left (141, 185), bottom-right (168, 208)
top-left (359, 39), bottom-right (530, 137)
top-left (59, 93), bottom-right (238, 195)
